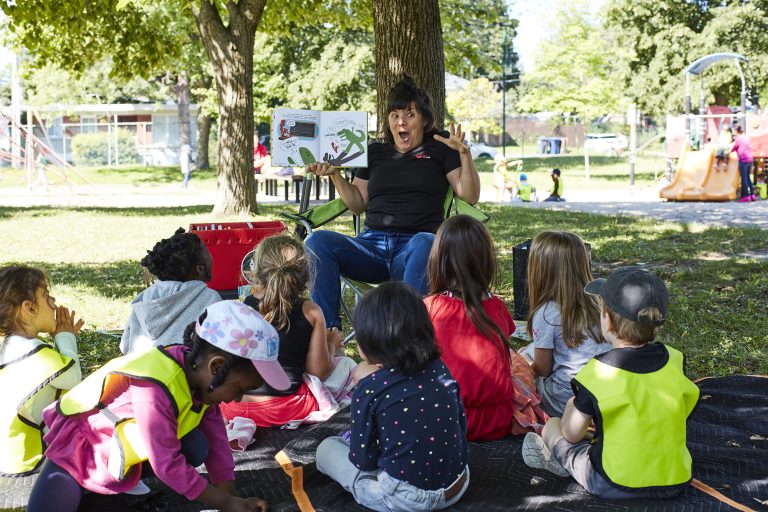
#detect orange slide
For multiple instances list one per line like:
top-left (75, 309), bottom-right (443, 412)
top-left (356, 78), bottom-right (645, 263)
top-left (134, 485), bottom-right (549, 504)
top-left (659, 145), bottom-right (740, 201)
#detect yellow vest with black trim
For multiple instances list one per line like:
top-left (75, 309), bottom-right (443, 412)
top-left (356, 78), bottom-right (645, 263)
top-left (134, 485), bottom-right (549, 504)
top-left (57, 346), bottom-right (208, 479)
top-left (0, 343), bottom-right (73, 476)
top-left (757, 182), bottom-right (767, 200)
top-left (518, 182), bottom-right (533, 201)
top-left (573, 345), bottom-right (699, 490)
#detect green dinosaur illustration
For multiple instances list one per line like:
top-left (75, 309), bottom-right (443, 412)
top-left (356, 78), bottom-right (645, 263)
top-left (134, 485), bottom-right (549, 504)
top-left (299, 147), bottom-right (317, 165)
top-left (338, 128), bottom-right (366, 155)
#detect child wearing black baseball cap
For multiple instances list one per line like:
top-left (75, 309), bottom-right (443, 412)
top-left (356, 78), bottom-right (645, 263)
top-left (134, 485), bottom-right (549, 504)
top-left (522, 266), bottom-right (700, 499)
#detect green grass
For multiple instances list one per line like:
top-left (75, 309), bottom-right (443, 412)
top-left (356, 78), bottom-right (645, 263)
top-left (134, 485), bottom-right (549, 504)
top-left (1, 203), bottom-right (766, 379)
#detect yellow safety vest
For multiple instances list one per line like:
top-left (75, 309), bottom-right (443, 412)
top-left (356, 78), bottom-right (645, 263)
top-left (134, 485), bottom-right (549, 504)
top-left (57, 346), bottom-right (208, 480)
top-left (518, 182), bottom-right (532, 201)
top-left (757, 182), bottom-right (767, 200)
top-left (573, 345), bottom-right (699, 491)
top-left (551, 177), bottom-right (565, 197)
top-left (0, 344), bottom-right (73, 476)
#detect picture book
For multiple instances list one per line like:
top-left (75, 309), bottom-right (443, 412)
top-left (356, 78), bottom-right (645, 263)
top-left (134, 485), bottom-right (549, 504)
top-left (271, 108), bottom-right (368, 168)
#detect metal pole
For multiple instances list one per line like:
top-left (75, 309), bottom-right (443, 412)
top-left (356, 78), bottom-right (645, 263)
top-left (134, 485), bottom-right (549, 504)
top-left (114, 114), bottom-right (119, 165)
top-left (502, 29), bottom-right (507, 157)
top-left (629, 104), bottom-right (637, 187)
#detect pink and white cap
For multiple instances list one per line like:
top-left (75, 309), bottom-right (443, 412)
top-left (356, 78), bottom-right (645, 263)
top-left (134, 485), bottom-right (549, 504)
top-left (195, 300), bottom-right (291, 391)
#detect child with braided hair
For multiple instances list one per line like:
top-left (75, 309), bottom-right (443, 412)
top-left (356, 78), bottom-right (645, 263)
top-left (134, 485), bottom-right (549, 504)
top-left (28, 300), bottom-right (290, 512)
top-left (120, 227), bottom-right (221, 354)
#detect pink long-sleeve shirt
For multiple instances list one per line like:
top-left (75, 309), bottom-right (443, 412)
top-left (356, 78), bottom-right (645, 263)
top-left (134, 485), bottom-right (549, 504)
top-left (731, 135), bottom-right (753, 163)
top-left (42, 345), bottom-right (234, 500)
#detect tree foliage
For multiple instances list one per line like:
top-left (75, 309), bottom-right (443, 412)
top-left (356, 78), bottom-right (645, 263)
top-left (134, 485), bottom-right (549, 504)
top-left (606, 0), bottom-right (768, 116)
top-left (518, 0), bottom-right (625, 120)
top-left (446, 77), bottom-right (502, 137)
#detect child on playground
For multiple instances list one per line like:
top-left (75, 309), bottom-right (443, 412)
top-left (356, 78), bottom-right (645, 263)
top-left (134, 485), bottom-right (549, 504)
top-left (522, 267), bottom-right (700, 499)
top-left (543, 168), bottom-right (565, 202)
top-left (424, 215), bottom-right (547, 440)
top-left (0, 265), bottom-right (83, 476)
top-left (522, 231), bottom-right (611, 417)
top-left (120, 228), bottom-right (221, 355)
top-left (220, 234), bottom-right (354, 428)
top-left (27, 300), bottom-right (289, 512)
top-left (316, 282), bottom-right (470, 512)
top-left (493, 154), bottom-right (515, 202)
top-left (756, 172), bottom-right (767, 200)
top-left (513, 173), bottom-right (537, 202)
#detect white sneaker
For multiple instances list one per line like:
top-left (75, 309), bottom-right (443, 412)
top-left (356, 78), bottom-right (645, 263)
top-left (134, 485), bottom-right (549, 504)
top-left (124, 479), bottom-right (151, 495)
top-left (522, 432), bottom-right (570, 477)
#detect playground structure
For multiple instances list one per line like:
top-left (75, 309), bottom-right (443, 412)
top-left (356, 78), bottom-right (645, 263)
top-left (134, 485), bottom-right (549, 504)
top-left (662, 52), bottom-right (768, 201)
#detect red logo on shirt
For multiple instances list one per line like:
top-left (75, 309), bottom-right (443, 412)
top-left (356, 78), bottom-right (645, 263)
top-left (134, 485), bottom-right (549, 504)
top-left (415, 154), bottom-right (431, 159)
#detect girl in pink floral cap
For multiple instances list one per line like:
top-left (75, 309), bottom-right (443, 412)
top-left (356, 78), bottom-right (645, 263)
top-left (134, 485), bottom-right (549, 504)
top-left (28, 300), bottom-right (289, 512)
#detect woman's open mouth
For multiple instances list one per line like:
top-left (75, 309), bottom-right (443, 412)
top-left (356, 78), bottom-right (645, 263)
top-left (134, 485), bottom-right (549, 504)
top-left (398, 131), bottom-right (410, 142)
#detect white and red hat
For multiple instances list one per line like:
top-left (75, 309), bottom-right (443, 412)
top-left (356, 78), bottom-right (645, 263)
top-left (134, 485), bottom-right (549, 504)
top-left (195, 300), bottom-right (290, 390)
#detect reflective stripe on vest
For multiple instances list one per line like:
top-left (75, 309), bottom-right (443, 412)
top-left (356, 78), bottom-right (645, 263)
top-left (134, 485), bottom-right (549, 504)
top-left (573, 346), bottom-right (699, 490)
top-left (519, 183), bottom-right (532, 201)
top-left (0, 344), bottom-right (73, 476)
top-left (57, 346), bottom-right (207, 479)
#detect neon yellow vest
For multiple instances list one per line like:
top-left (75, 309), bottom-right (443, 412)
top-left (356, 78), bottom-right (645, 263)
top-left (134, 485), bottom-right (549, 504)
top-left (574, 345), bottom-right (699, 490)
top-left (552, 177), bottom-right (565, 197)
top-left (57, 346), bottom-right (208, 479)
top-left (0, 343), bottom-right (73, 476)
top-left (518, 182), bottom-right (532, 201)
top-left (757, 182), bottom-right (767, 200)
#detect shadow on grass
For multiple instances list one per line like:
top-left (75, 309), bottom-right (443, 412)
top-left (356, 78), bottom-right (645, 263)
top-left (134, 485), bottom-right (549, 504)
top-left (83, 165), bottom-right (218, 185)
top-left (26, 260), bottom-right (146, 301)
top-left (0, 204), bottom-right (215, 219)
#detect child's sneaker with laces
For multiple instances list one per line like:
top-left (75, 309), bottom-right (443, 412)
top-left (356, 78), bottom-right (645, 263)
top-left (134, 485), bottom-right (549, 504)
top-left (522, 432), bottom-right (569, 477)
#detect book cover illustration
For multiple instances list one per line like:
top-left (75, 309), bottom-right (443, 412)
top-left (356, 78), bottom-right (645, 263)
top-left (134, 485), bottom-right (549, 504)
top-left (271, 108), bottom-right (368, 168)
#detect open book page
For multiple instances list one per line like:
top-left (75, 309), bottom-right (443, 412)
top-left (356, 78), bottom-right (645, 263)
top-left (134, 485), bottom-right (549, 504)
top-left (271, 109), bottom-right (368, 168)
top-left (319, 111), bottom-right (368, 168)
top-left (271, 109), bottom-right (322, 166)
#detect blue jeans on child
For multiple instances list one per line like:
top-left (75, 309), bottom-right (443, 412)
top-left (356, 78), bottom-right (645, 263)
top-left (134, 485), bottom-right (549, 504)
top-left (305, 228), bottom-right (435, 329)
top-left (316, 436), bottom-right (470, 512)
top-left (27, 429), bottom-right (209, 512)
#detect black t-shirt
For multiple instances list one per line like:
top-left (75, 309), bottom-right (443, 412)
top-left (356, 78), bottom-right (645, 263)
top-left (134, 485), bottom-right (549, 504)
top-left (356, 131), bottom-right (461, 233)
top-left (572, 342), bottom-right (670, 416)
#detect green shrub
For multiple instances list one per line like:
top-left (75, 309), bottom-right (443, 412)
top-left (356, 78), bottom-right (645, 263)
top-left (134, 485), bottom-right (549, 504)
top-left (71, 129), bottom-right (141, 166)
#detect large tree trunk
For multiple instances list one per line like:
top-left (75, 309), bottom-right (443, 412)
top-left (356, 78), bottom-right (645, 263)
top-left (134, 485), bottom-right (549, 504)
top-left (196, 112), bottom-right (212, 169)
top-left (191, 0), bottom-right (265, 215)
top-left (372, 0), bottom-right (446, 135)
top-left (176, 71), bottom-right (191, 148)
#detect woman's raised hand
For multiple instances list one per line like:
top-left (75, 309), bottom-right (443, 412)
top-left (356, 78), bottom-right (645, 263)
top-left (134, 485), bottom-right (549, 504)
top-left (433, 121), bottom-right (469, 154)
top-left (307, 162), bottom-right (338, 177)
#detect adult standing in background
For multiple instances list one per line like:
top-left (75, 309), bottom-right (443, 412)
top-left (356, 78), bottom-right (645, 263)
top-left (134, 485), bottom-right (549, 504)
top-left (731, 125), bottom-right (755, 201)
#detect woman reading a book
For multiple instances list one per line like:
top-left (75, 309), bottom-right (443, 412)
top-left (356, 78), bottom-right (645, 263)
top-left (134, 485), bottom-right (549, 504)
top-left (305, 75), bottom-right (481, 329)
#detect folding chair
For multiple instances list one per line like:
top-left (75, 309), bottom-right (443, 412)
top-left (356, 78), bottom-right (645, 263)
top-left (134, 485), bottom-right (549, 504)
top-left (280, 170), bottom-right (489, 342)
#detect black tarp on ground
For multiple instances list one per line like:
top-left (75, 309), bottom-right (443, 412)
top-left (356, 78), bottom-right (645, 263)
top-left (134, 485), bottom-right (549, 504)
top-left (1, 376), bottom-right (766, 511)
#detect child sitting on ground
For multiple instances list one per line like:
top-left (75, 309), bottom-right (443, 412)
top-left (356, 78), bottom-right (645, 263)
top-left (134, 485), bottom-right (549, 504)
top-left (424, 215), bottom-right (547, 440)
top-left (221, 235), bottom-right (354, 429)
top-left (756, 172), bottom-right (767, 200)
top-left (120, 228), bottom-right (221, 354)
top-left (522, 267), bottom-right (700, 499)
top-left (513, 173), bottom-right (538, 202)
top-left (316, 282), bottom-right (470, 512)
top-left (522, 232), bottom-right (611, 417)
top-left (543, 168), bottom-right (565, 202)
top-left (0, 265), bottom-right (84, 476)
top-left (28, 300), bottom-right (287, 512)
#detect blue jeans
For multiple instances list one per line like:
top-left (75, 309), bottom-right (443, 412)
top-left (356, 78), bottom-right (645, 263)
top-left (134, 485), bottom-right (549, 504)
top-left (316, 436), bottom-right (469, 512)
top-left (305, 228), bottom-right (435, 329)
top-left (739, 161), bottom-right (754, 198)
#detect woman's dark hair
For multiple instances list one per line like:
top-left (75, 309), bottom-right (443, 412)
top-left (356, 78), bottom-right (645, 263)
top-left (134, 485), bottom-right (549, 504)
top-left (383, 75), bottom-right (436, 145)
top-left (183, 311), bottom-right (255, 391)
top-left (427, 215), bottom-right (508, 354)
top-left (142, 228), bottom-right (207, 281)
top-left (0, 265), bottom-right (48, 340)
top-left (353, 282), bottom-right (440, 376)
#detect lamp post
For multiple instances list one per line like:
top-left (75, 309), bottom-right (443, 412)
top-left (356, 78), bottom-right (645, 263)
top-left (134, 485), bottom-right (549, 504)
top-left (502, 29), bottom-right (508, 157)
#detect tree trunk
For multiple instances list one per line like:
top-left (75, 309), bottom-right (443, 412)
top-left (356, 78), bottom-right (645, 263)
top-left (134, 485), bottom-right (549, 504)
top-left (195, 112), bottom-right (212, 169)
top-left (191, 0), bottom-right (265, 215)
top-left (176, 71), bottom-right (191, 148)
top-left (373, 0), bottom-right (446, 135)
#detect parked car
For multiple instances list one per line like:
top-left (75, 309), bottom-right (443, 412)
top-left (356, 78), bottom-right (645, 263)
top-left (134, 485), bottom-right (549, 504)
top-left (584, 133), bottom-right (628, 156)
top-left (467, 142), bottom-right (499, 160)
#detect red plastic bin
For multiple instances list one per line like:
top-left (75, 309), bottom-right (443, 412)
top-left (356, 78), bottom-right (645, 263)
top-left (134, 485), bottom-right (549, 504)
top-left (189, 221), bottom-right (286, 291)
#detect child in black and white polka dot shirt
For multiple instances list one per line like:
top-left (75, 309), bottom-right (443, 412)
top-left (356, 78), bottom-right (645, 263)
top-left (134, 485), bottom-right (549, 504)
top-left (316, 282), bottom-right (470, 512)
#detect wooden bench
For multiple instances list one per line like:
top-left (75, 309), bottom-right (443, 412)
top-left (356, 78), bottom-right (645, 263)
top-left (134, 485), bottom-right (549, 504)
top-left (253, 173), bottom-right (337, 203)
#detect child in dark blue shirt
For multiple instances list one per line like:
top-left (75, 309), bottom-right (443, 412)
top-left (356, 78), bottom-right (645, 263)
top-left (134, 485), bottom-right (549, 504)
top-left (316, 282), bottom-right (469, 512)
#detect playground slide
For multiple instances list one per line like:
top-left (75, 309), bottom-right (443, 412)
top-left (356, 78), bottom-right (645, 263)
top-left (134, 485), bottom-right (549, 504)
top-left (659, 145), bottom-right (739, 201)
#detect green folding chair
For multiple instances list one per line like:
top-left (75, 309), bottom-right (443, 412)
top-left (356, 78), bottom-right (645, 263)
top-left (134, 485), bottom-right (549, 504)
top-left (281, 170), bottom-right (489, 342)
